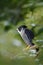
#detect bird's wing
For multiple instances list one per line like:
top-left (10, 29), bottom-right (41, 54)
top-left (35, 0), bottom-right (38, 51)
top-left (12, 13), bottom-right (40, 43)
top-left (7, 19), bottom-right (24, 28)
top-left (25, 29), bottom-right (34, 39)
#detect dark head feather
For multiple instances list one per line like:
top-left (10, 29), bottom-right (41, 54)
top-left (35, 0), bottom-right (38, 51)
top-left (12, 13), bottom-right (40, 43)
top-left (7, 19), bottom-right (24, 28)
top-left (18, 25), bottom-right (27, 31)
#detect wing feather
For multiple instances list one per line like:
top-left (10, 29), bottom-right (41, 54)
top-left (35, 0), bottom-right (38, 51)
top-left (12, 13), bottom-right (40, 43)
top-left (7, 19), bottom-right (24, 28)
top-left (25, 29), bottom-right (34, 39)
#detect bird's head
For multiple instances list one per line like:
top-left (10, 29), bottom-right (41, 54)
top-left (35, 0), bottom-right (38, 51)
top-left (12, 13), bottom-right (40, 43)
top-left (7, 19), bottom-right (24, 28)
top-left (17, 25), bottom-right (27, 35)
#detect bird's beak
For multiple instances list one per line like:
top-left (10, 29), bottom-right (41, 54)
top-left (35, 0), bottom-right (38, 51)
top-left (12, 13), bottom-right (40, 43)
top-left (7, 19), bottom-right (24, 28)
top-left (16, 28), bottom-right (19, 33)
top-left (16, 28), bottom-right (18, 31)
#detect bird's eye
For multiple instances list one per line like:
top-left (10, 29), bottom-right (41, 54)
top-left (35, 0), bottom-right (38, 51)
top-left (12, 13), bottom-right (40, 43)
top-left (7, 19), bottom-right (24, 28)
top-left (18, 27), bottom-right (21, 31)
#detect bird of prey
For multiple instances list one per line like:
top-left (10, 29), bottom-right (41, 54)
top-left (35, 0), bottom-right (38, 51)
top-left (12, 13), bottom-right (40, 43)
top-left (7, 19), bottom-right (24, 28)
top-left (17, 25), bottom-right (39, 54)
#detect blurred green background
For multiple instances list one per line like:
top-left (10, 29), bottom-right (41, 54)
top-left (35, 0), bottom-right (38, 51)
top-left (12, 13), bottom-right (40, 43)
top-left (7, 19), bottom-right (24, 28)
top-left (0, 0), bottom-right (43, 65)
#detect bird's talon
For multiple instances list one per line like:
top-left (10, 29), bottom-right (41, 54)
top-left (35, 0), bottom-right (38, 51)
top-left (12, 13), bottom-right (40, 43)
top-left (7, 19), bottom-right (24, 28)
top-left (23, 46), bottom-right (30, 51)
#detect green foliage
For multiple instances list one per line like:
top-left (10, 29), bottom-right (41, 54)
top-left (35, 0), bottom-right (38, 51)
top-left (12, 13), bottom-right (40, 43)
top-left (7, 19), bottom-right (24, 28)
top-left (0, 0), bottom-right (43, 25)
top-left (0, 0), bottom-right (43, 65)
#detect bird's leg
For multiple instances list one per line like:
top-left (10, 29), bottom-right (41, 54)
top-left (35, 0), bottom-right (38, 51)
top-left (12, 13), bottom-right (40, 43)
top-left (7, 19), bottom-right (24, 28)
top-left (23, 45), bottom-right (30, 51)
top-left (30, 45), bottom-right (38, 49)
top-left (25, 44), bottom-right (37, 50)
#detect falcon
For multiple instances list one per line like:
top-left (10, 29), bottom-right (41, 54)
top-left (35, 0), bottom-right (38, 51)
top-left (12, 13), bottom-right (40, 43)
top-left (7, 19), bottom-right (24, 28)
top-left (17, 25), bottom-right (39, 53)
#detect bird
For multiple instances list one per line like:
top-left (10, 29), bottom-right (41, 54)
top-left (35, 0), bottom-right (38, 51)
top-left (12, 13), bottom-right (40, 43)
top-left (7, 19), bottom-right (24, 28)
top-left (17, 25), bottom-right (39, 54)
